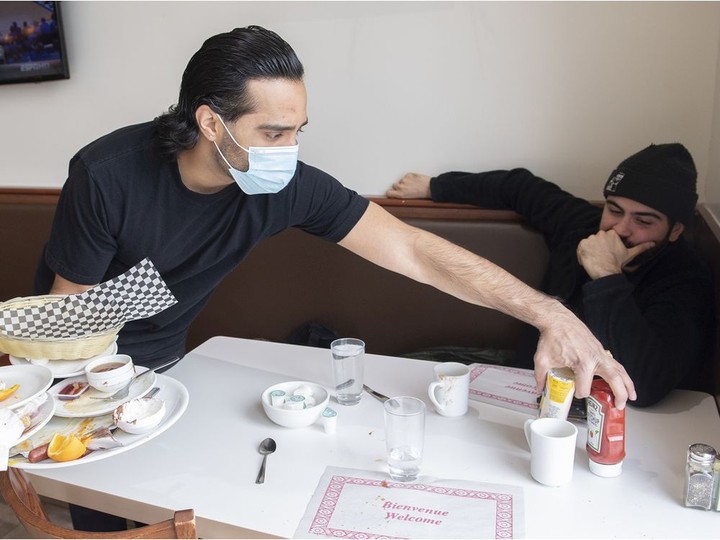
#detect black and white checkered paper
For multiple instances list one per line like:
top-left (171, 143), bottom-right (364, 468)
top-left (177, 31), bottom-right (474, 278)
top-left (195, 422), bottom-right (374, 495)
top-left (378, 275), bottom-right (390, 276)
top-left (0, 259), bottom-right (177, 339)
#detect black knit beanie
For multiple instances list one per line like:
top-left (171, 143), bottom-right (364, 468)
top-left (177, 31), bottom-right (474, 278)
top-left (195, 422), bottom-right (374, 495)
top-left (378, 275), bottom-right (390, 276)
top-left (603, 143), bottom-right (698, 224)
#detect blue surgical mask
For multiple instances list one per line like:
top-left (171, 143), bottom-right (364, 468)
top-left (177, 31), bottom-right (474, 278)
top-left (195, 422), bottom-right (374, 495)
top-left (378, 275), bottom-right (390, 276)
top-left (214, 115), bottom-right (299, 195)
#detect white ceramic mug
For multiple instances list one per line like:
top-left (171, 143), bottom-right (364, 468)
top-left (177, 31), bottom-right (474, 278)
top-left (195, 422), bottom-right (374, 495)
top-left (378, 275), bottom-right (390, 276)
top-left (427, 362), bottom-right (470, 417)
top-left (524, 417), bottom-right (578, 487)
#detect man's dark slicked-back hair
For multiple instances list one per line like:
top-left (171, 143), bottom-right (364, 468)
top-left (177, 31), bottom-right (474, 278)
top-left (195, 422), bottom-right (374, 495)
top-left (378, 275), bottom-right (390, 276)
top-left (155, 25), bottom-right (304, 157)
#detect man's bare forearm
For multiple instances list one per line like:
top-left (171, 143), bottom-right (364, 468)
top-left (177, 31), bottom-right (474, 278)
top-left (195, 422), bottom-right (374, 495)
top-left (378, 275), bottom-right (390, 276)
top-left (339, 202), bottom-right (636, 407)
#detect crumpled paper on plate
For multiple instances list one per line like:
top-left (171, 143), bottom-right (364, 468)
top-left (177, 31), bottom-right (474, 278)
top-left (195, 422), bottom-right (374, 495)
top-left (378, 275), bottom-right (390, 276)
top-left (1, 394), bottom-right (50, 470)
top-left (0, 258), bottom-right (177, 339)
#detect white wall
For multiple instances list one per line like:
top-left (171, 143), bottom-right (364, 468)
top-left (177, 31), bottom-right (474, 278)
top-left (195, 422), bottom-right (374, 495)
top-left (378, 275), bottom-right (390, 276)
top-left (705, 7), bottom-right (720, 221)
top-left (1, 1), bottom-right (719, 201)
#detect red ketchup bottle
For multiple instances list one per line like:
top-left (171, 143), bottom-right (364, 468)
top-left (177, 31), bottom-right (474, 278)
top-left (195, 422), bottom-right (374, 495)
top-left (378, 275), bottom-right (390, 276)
top-left (586, 378), bottom-right (625, 477)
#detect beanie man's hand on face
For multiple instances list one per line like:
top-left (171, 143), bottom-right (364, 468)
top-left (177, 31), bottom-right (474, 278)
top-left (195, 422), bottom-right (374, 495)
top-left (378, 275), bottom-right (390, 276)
top-left (577, 230), bottom-right (655, 280)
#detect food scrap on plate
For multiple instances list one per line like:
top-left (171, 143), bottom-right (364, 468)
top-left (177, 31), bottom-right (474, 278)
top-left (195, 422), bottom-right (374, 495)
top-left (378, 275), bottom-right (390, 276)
top-left (9, 414), bottom-right (118, 465)
top-left (0, 382), bottom-right (20, 401)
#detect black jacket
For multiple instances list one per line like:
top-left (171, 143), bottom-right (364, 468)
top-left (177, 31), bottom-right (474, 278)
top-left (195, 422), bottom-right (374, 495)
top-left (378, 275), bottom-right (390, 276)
top-left (432, 168), bottom-right (714, 407)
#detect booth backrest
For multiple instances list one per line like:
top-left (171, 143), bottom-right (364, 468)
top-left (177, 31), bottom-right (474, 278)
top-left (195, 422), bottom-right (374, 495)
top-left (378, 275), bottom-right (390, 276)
top-left (1, 190), bottom-right (718, 407)
top-left (0, 199), bottom-right (57, 302)
top-left (185, 216), bottom-right (549, 356)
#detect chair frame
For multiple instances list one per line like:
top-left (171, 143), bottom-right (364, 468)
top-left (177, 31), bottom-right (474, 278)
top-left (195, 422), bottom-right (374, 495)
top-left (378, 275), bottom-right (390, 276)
top-left (0, 468), bottom-right (196, 539)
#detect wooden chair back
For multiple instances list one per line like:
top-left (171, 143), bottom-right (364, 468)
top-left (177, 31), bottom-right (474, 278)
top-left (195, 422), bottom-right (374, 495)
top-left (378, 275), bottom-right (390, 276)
top-left (0, 468), bottom-right (196, 539)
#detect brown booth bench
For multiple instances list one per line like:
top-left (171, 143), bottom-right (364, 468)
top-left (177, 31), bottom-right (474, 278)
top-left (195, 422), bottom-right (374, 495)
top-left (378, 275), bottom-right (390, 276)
top-left (1, 189), bottom-right (718, 408)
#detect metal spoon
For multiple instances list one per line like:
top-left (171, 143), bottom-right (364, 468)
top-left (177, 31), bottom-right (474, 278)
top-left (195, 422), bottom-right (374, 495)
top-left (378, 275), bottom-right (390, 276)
top-left (336, 378), bottom-right (355, 390)
top-left (255, 438), bottom-right (276, 484)
top-left (362, 384), bottom-right (389, 403)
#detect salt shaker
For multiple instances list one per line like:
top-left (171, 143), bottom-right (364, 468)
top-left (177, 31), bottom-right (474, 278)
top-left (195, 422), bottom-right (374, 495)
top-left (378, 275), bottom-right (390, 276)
top-left (684, 443), bottom-right (717, 510)
top-left (712, 455), bottom-right (720, 511)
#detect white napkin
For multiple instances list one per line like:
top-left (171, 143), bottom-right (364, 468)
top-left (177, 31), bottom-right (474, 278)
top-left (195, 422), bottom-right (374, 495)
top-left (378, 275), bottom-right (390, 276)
top-left (0, 258), bottom-right (177, 339)
top-left (0, 408), bottom-right (24, 471)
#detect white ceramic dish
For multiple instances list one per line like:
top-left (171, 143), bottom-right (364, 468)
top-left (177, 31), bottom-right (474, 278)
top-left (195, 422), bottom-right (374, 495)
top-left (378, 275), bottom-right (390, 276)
top-left (47, 368), bottom-right (156, 418)
top-left (114, 396), bottom-right (166, 434)
top-left (9, 341), bottom-right (118, 378)
top-left (0, 365), bottom-right (53, 410)
top-left (261, 380), bottom-right (330, 428)
top-left (9, 374), bottom-right (189, 469)
top-left (84, 354), bottom-right (134, 393)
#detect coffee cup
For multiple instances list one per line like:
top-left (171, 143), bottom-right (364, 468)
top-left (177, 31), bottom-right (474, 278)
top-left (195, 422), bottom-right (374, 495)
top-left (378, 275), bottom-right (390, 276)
top-left (427, 362), bottom-right (470, 417)
top-left (524, 417), bottom-right (578, 486)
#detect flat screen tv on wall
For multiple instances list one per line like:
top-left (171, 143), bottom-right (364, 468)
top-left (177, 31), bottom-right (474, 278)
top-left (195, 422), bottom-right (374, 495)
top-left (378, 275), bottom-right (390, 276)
top-left (0, 1), bottom-right (69, 85)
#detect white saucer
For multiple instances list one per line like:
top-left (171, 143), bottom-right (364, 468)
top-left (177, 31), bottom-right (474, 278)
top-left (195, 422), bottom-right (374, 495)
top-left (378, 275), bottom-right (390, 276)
top-left (47, 368), bottom-right (156, 418)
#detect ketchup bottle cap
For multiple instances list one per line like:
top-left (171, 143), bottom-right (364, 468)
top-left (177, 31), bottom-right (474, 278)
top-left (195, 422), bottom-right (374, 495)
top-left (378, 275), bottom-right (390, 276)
top-left (589, 458), bottom-right (623, 477)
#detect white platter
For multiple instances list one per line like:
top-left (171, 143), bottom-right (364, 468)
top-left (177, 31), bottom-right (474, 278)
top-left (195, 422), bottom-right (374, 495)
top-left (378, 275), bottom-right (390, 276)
top-left (0, 365), bottom-right (54, 410)
top-left (47, 368), bottom-right (156, 418)
top-left (9, 340), bottom-right (118, 379)
top-left (9, 374), bottom-right (189, 469)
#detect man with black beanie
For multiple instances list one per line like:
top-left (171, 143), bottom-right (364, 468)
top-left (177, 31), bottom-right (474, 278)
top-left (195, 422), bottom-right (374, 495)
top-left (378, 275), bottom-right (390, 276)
top-left (387, 143), bottom-right (714, 407)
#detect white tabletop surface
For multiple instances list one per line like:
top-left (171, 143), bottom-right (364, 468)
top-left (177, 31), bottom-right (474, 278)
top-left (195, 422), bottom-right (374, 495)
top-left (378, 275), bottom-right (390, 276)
top-left (25, 336), bottom-right (720, 538)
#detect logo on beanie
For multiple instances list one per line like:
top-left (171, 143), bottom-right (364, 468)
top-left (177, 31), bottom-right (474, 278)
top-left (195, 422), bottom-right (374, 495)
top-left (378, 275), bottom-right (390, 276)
top-left (605, 172), bottom-right (624, 193)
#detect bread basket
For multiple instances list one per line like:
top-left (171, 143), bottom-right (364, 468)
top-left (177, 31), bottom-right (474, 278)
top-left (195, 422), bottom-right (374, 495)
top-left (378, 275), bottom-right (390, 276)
top-left (0, 295), bottom-right (123, 360)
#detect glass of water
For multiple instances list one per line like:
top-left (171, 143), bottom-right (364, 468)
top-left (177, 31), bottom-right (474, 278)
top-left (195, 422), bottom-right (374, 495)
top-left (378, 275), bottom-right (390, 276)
top-left (384, 396), bottom-right (425, 482)
top-left (331, 338), bottom-right (365, 405)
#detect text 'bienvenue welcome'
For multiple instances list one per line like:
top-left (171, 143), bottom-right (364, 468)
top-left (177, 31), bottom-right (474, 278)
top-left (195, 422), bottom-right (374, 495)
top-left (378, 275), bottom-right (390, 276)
top-left (382, 500), bottom-right (449, 525)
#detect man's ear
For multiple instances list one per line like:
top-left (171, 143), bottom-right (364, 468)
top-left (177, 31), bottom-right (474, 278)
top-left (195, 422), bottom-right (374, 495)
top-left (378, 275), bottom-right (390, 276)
top-left (668, 222), bottom-right (685, 242)
top-left (195, 104), bottom-right (220, 142)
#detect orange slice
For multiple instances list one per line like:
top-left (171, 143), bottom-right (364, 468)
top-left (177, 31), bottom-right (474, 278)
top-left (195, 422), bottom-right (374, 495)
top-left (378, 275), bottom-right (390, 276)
top-left (0, 384), bottom-right (20, 402)
top-left (47, 433), bottom-right (87, 462)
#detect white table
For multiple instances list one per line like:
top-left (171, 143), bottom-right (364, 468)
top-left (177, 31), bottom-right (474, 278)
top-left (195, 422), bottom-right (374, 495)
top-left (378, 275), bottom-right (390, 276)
top-left (25, 337), bottom-right (720, 538)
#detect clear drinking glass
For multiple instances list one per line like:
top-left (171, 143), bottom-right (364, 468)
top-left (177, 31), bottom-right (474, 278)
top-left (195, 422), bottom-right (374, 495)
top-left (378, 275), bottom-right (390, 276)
top-left (330, 338), bottom-right (365, 406)
top-left (384, 396), bottom-right (425, 482)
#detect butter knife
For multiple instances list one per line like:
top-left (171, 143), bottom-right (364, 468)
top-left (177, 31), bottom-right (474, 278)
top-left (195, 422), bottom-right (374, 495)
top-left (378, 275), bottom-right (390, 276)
top-left (363, 384), bottom-right (389, 403)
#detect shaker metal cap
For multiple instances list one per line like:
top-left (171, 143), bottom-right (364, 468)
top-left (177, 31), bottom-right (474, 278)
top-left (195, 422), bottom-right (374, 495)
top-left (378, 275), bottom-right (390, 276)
top-left (688, 443), bottom-right (717, 463)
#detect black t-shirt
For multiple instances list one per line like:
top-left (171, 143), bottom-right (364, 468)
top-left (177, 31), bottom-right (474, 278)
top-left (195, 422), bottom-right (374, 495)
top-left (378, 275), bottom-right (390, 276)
top-left (34, 121), bottom-right (369, 366)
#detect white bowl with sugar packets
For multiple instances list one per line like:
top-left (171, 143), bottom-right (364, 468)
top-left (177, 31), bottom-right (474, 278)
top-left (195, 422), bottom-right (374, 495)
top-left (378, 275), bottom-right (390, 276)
top-left (261, 381), bottom-right (331, 429)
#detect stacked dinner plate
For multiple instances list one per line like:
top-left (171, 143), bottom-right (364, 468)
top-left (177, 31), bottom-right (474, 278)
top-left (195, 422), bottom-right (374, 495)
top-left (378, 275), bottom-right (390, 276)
top-left (0, 364), bottom-right (56, 469)
top-left (9, 340), bottom-right (119, 379)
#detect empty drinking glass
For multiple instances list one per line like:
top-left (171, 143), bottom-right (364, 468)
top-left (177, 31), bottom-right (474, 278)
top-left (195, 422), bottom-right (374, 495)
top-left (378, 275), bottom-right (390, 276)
top-left (384, 396), bottom-right (425, 482)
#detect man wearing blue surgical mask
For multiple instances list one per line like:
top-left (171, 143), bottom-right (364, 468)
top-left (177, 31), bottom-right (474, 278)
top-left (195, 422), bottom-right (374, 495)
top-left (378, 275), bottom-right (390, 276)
top-left (213, 114), bottom-right (299, 194)
top-left (34, 28), bottom-right (635, 530)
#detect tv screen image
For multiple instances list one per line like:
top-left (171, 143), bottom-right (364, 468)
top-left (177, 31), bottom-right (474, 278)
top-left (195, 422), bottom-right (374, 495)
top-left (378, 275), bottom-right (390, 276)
top-left (0, 1), bottom-right (69, 85)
